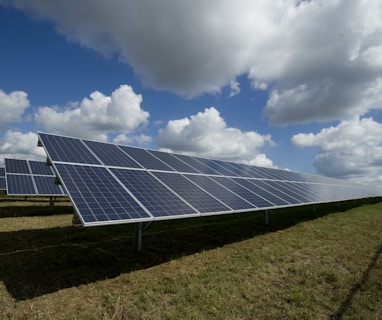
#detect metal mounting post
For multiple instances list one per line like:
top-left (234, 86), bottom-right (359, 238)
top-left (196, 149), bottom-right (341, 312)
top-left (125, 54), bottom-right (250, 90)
top-left (133, 222), bottom-right (143, 252)
top-left (263, 210), bottom-right (269, 226)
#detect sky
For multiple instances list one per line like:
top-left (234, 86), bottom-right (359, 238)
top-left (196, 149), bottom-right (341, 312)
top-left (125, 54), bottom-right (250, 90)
top-left (0, 0), bottom-right (382, 187)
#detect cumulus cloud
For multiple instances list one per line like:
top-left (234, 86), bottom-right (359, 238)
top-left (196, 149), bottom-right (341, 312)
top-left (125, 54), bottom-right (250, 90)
top-left (0, 130), bottom-right (46, 165)
top-left (2, 0), bottom-right (382, 123)
top-left (0, 89), bottom-right (30, 128)
top-left (156, 107), bottom-right (275, 166)
top-left (292, 116), bottom-right (382, 185)
top-left (35, 84), bottom-right (149, 141)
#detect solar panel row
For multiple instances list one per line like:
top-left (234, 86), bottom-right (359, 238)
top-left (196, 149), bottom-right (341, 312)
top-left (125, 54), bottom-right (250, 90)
top-left (37, 132), bottom-right (382, 227)
top-left (4, 158), bottom-right (66, 196)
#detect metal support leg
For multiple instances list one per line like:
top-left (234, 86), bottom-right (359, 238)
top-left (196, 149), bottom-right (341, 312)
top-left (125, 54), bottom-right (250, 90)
top-left (263, 210), bottom-right (269, 226)
top-left (49, 196), bottom-right (55, 213)
top-left (133, 222), bottom-right (143, 252)
top-left (312, 204), bottom-right (316, 213)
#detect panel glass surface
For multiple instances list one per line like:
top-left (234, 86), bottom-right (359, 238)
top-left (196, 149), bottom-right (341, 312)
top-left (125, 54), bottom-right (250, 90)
top-left (255, 180), bottom-right (303, 204)
top-left (152, 172), bottom-right (231, 214)
top-left (5, 158), bottom-right (30, 174)
top-left (38, 133), bottom-right (101, 164)
top-left (231, 178), bottom-right (290, 206)
top-left (119, 146), bottom-right (174, 171)
top-left (171, 154), bottom-right (221, 175)
top-left (0, 167), bottom-right (5, 177)
top-left (6, 174), bottom-right (35, 195)
top-left (0, 177), bottom-right (5, 190)
top-left (210, 176), bottom-right (276, 208)
top-left (112, 169), bottom-right (198, 217)
top-left (54, 164), bottom-right (151, 224)
top-left (185, 174), bottom-right (255, 210)
top-left (29, 160), bottom-right (55, 176)
top-left (34, 176), bottom-right (65, 195)
top-left (194, 158), bottom-right (239, 176)
top-left (84, 140), bottom-right (142, 168)
top-left (147, 150), bottom-right (200, 173)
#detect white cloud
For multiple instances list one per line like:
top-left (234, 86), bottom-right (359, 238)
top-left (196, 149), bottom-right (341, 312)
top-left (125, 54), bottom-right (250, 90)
top-left (0, 89), bottom-right (30, 128)
top-left (229, 80), bottom-right (241, 98)
top-left (3, 0), bottom-right (382, 123)
top-left (156, 107), bottom-right (274, 166)
top-left (292, 116), bottom-right (382, 186)
top-left (35, 84), bottom-right (149, 141)
top-left (0, 130), bottom-right (46, 165)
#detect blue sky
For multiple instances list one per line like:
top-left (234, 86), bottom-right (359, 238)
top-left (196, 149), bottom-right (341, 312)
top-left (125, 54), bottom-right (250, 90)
top-left (1, 1), bottom-right (382, 187)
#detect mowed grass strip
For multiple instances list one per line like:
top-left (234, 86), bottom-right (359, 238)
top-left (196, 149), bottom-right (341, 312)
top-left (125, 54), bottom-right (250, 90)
top-left (0, 198), bottom-right (381, 319)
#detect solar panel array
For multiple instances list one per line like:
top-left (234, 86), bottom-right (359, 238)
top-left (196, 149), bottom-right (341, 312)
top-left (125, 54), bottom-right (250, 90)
top-left (4, 158), bottom-right (66, 196)
top-left (37, 132), bottom-right (382, 227)
top-left (0, 167), bottom-right (5, 190)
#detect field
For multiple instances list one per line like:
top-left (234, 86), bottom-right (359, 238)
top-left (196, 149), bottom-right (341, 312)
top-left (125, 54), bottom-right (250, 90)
top-left (0, 192), bottom-right (381, 319)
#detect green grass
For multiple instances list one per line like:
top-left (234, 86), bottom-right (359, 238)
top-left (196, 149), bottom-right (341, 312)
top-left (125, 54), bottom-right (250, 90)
top-left (0, 195), bottom-right (381, 319)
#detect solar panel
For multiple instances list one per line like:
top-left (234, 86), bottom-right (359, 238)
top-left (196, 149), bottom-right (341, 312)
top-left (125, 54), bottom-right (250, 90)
top-left (111, 168), bottom-right (199, 218)
top-left (5, 158), bottom-right (66, 196)
top-left (6, 174), bottom-right (36, 195)
top-left (0, 167), bottom-right (5, 190)
top-left (36, 132), bottom-right (382, 232)
top-left (54, 163), bottom-right (151, 225)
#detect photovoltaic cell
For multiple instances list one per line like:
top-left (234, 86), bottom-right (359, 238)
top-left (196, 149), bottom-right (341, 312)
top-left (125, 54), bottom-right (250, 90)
top-left (38, 133), bottom-right (100, 164)
top-left (29, 160), bottom-right (55, 175)
top-left (146, 150), bottom-right (200, 173)
top-left (210, 176), bottom-right (276, 209)
top-left (34, 176), bottom-right (64, 195)
top-left (6, 174), bottom-right (35, 195)
top-left (5, 158), bottom-right (30, 174)
top-left (84, 140), bottom-right (142, 168)
top-left (230, 177), bottom-right (289, 206)
top-left (184, 174), bottom-right (255, 211)
top-left (152, 171), bottom-right (232, 214)
top-left (54, 163), bottom-right (151, 224)
top-left (111, 168), bottom-right (198, 218)
top-left (172, 154), bottom-right (222, 175)
top-left (119, 146), bottom-right (175, 171)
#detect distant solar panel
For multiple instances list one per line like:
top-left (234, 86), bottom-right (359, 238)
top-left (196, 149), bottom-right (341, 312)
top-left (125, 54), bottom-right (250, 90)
top-left (0, 167), bottom-right (5, 190)
top-left (4, 158), bottom-right (65, 196)
top-left (37, 132), bottom-right (382, 233)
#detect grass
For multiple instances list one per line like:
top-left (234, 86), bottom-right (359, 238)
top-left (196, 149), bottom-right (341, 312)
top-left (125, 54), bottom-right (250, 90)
top-left (0, 193), bottom-right (381, 319)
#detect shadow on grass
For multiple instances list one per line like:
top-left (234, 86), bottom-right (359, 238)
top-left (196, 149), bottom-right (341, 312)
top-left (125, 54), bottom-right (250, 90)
top-left (0, 196), bottom-right (73, 218)
top-left (0, 200), bottom-right (377, 301)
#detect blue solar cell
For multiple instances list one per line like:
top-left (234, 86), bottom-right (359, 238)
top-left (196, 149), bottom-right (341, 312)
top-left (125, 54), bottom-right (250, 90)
top-left (171, 154), bottom-right (222, 175)
top-left (34, 176), bottom-right (65, 195)
top-left (152, 171), bottom-right (231, 214)
top-left (230, 178), bottom-right (289, 206)
top-left (0, 167), bottom-right (5, 177)
top-left (194, 158), bottom-right (239, 176)
top-left (111, 169), bottom-right (198, 218)
top-left (29, 160), bottom-right (55, 176)
top-left (210, 176), bottom-right (276, 209)
top-left (84, 140), bottom-right (142, 168)
top-left (255, 180), bottom-right (303, 204)
top-left (38, 133), bottom-right (101, 164)
top-left (6, 174), bottom-right (36, 195)
top-left (185, 174), bottom-right (255, 211)
top-left (5, 158), bottom-right (30, 174)
top-left (0, 177), bottom-right (5, 190)
top-left (54, 163), bottom-right (151, 224)
top-left (119, 146), bottom-right (175, 171)
top-left (147, 150), bottom-right (200, 173)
